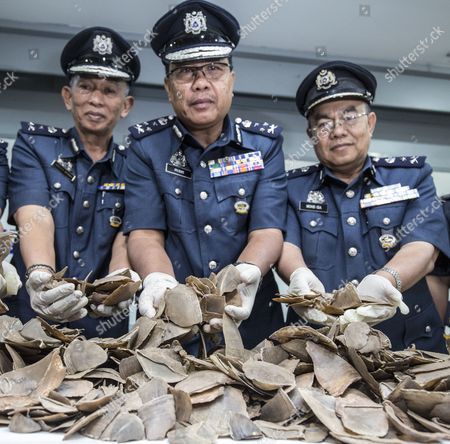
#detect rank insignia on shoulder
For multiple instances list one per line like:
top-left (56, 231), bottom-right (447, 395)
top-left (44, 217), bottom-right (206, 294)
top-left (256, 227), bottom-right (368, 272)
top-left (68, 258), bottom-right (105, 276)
top-left (98, 182), bottom-right (125, 191)
top-left (208, 151), bottom-right (264, 178)
top-left (51, 155), bottom-right (76, 182)
top-left (286, 164), bottom-right (321, 179)
top-left (370, 155), bottom-right (425, 168)
top-left (128, 115), bottom-right (175, 139)
top-left (234, 117), bottom-right (282, 138)
top-left (21, 121), bottom-right (68, 137)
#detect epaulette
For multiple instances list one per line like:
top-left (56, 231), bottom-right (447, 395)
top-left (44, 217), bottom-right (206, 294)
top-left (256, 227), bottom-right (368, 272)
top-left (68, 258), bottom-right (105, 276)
top-left (371, 156), bottom-right (426, 168)
top-left (20, 121), bottom-right (69, 137)
top-left (128, 115), bottom-right (175, 139)
top-left (234, 117), bottom-right (282, 139)
top-left (286, 164), bottom-right (321, 179)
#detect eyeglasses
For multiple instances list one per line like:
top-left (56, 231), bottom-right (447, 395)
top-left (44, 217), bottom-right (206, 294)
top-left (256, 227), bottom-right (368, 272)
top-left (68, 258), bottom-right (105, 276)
top-left (310, 111), bottom-right (369, 138)
top-left (168, 62), bottom-right (231, 84)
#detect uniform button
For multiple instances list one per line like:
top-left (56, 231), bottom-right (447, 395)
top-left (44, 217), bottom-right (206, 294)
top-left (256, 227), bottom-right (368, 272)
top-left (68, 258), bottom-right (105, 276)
top-left (347, 217), bottom-right (357, 226)
top-left (383, 217), bottom-right (391, 225)
top-left (200, 191), bottom-right (208, 200)
top-left (348, 247), bottom-right (358, 257)
top-left (87, 176), bottom-right (95, 184)
top-left (209, 260), bottom-right (217, 270)
top-left (83, 200), bottom-right (90, 208)
top-left (200, 161), bottom-right (207, 168)
top-left (309, 220), bottom-right (317, 228)
top-left (425, 325), bottom-right (432, 333)
top-left (73, 251), bottom-right (80, 259)
top-left (53, 182), bottom-right (61, 190)
top-left (204, 225), bottom-right (212, 234)
top-left (238, 188), bottom-right (245, 197)
top-left (351, 279), bottom-right (359, 286)
top-left (115, 202), bottom-right (122, 209)
top-left (414, 304), bottom-right (421, 313)
top-left (346, 190), bottom-right (355, 198)
top-left (76, 226), bottom-right (84, 235)
top-left (175, 188), bottom-right (182, 195)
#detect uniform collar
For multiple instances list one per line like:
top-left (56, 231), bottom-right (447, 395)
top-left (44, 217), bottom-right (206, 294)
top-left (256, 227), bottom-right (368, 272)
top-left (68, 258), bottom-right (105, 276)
top-left (64, 127), bottom-right (117, 162)
top-left (171, 115), bottom-right (244, 150)
top-left (318, 156), bottom-right (382, 187)
top-left (60, 128), bottom-right (122, 177)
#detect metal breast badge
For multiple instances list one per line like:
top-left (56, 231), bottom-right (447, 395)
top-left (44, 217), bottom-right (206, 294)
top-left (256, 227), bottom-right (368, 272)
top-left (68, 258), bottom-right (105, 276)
top-left (165, 149), bottom-right (192, 179)
top-left (51, 155), bottom-right (76, 182)
top-left (299, 190), bottom-right (328, 213)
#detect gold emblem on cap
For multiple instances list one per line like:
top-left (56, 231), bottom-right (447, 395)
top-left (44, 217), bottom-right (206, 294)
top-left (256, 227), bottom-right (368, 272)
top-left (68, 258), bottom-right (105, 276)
top-left (379, 233), bottom-right (397, 250)
top-left (93, 35), bottom-right (113, 55)
top-left (184, 11), bottom-right (208, 35)
top-left (315, 69), bottom-right (338, 91)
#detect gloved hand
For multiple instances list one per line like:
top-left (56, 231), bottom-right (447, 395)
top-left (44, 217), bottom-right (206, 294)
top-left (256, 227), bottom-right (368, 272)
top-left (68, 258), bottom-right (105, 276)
top-left (91, 268), bottom-right (142, 317)
top-left (288, 267), bottom-right (325, 295)
top-left (224, 263), bottom-right (261, 325)
top-left (138, 272), bottom-right (178, 318)
top-left (26, 270), bottom-right (88, 322)
top-left (2, 261), bottom-right (22, 296)
top-left (341, 274), bottom-right (410, 326)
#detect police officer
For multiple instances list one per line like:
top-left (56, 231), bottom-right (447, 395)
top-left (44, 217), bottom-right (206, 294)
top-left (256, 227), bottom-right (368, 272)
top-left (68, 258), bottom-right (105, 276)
top-left (124, 0), bottom-right (287, 349)
top-left (277, 60), bottom-right (450, 352)
top-left (8, 27), bottom-right (140, 337)
top-left (427, 194), bottom-right (450, 325)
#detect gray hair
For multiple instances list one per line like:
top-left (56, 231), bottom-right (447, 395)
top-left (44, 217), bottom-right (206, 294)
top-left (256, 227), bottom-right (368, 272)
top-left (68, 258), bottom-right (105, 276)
top-left (69, 74), bottom-right (130, 96)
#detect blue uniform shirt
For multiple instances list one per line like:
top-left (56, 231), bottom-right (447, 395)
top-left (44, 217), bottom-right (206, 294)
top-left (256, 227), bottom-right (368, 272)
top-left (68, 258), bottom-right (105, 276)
top-left (124, 115), bottom-right (287, 278)
top-left (0, 141), bottom-right (8, 213)
top-left (8, 122), bottom-right (128, 337)
top-left (124, 115), bottom-right (287, 347)
top-left (286, 156), bottom-right (450, 352)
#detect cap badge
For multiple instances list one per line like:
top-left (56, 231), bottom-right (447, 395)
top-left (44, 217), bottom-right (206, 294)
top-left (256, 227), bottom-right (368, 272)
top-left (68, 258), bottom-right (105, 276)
top-left (315, 69), bottom-right (338, 91)
top-left (93, 34), bottom-right (113, 55)
top-left (184, 11), bottom-right (207, 35)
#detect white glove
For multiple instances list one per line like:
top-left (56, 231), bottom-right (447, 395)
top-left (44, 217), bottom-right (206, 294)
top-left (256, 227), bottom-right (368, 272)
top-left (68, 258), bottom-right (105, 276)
top-left (224, 263), bottom-right (261, 324)
top-left (288, 267), bottom-right (325, 294)
top-left (346, 274), bottom-right (410, 326)
top-left (2, 262), bottom-right (22, 296)
top-left (138, 272), bottom-right (178, 318)
top-left (26, 270), bottom-right (88, 322)
top-left (92, 268), bottom-right (142, 317)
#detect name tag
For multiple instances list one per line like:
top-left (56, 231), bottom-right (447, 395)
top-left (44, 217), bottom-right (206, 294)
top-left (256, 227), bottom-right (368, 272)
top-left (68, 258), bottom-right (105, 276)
top-left (165, 163), bottom-right (192, 179)
top-left (208, 151), bottom-right (264, 178)
top-left (300, 202), bottom-right (328, 213)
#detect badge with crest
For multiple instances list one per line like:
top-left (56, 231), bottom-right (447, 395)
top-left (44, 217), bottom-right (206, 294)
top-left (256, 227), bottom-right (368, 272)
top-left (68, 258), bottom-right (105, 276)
top-left (315, 69), bottom-right (338, 91)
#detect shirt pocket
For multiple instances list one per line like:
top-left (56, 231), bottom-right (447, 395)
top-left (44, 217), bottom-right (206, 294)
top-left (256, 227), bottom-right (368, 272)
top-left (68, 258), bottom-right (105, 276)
top-left (363, 203), bottom-right (406, 265)
top-left (299, 212), bottom-right (338, 270)
top-left (50, 180), bottom-right (75, 229)
top-left (163, 185), bottom-right (196, 233)
top-left (213, 175), bottom-right (258, 235)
